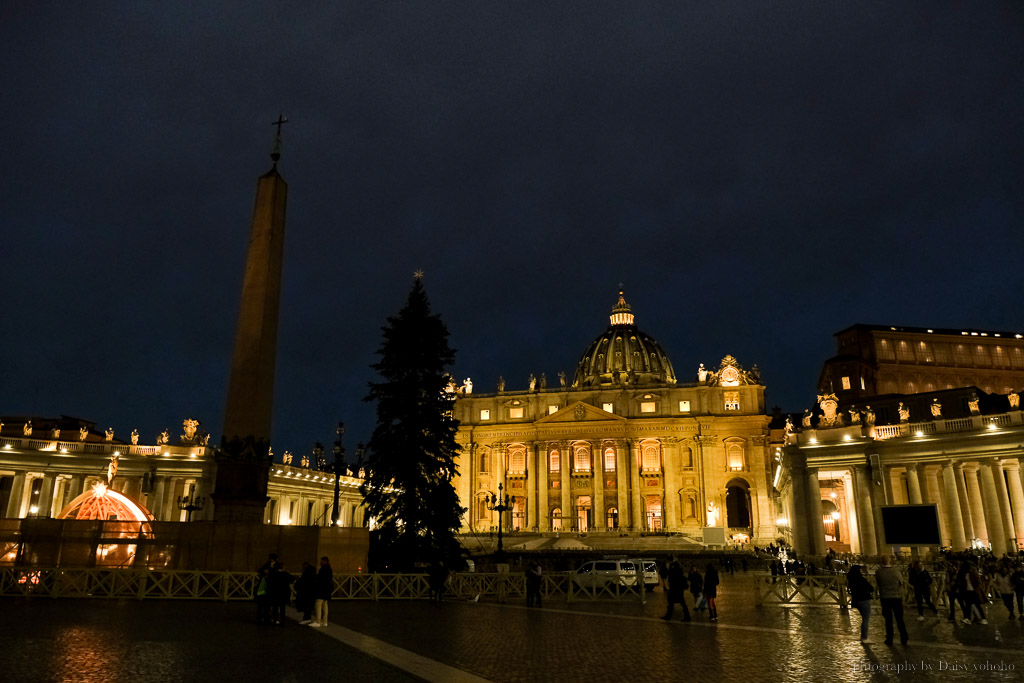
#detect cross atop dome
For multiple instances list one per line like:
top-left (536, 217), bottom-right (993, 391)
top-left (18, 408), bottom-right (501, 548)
top-left (609, 287), bottom-right (634, 326)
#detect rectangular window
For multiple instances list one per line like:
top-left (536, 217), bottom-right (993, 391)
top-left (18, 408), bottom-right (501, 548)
top-left (896, 340), bottom-right (915, 362)
top-left (876, 338), bottom-right (895, 361)
top-left (724, 392), bottom-right (740, 411)
top-left (992, 345), bottom-right (1007, 368)
top-left (480, 409), bottom-right (490, 421)
top-left (860, 376), bottom-right (866, 391)
top-left (841, 376), bottom-right (851, 390)
top-left (549, 451), bottom-right (560, 473)
top-left (954, 344), bottom-right (971, 365)
top-left (974, 345), bottom-right (991, 367)
top-left (933, 343), bottom-right (952, 364)
top-left (640, 402), bottom-right (656, 413)
top-left (602, 403), bottom-right (614, 413)
top-left (916, 341), bottom-right (934, 363)
top-left (604, 448), bottom-right (616, 472)
top-left (678, 400), bottom-right (690, 412)
top-left (509, 407), bottom-right (524, 419)
top-left (727, 445), bottom-right (744, 471)
top-left (548, 405), bottom-right (559, 415)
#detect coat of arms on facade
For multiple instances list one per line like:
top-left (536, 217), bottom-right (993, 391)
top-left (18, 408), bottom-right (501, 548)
top-left (574, 404), bottom-right (587, 421)
top-left (705, 355), bottom-right (758, 387)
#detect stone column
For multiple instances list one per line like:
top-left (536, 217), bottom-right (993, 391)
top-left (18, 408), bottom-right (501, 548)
top-left (37, 474), bottom-right (57, 518)
top-left (1005, 459), bottom-right (1024, 550)
top-left (890, 468), bottom-right (907, 505)
top-left (923, 466), bottom-right (948, 546)
top-left (789, 463), bottom-right (810, 554)
top-left (905, 464), bottom-right (923, 504)
top-left (5, 472), bottom-right (27, 518)
top-left (941, 461), bottom-right (967, 550)
top-left (979, 462), bottom-right (1007, 556)
top-left (662, 439), bottom-right (677, 532)
top-left (953, 463), bottom-right (975, 542)
top-left (806, 469), bottom-right (827, 556)
top-left (559, 442), bottom-right (571, 529)
top-left (124, 476), bottom-right (144, 501)
top-left (965, 465), bottom-right (988, 545)
top-left (616, 441), bottom-right (629, 530)
top-left (495, 443), bottom-right (506, 500)
top-left (538, 445), bottom-right (549, 531)
top-left (853, 464), bottom-right (878, 556)
top-left (630, 441), bottom-right (643, 530)
top-left (67, 474), bottom-right (85, 503)
top-left (592, 444), bottom-right (605, 531)
top-left (150, 476), bottom-right (168, 521)
top-left (527, 443), bottom-right (539, 530)
top-left (991, 460), bottom-right (1016, 553)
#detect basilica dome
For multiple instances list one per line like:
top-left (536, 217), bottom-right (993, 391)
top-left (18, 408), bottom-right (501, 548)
top-left (572, 291), bottom-right (677, 388)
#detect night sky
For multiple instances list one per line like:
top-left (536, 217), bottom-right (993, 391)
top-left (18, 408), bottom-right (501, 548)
top-left (2, 3), bottom-right (1022, 460)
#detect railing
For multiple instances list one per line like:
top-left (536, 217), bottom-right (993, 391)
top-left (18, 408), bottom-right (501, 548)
top-left (0, 436), bottom-right (204, 458)
top-left (1, 568), bottom-right (648, 603)
top-left (754, 573), bottom-right (949, 608)
top-left (873, 424), bottom-right (907, 439)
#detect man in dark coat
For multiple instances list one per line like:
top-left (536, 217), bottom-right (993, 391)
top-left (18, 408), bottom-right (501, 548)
top-left (268, 562), bottom-right (294, 626)
top-left (295, 561), bottom-right (317, 624)
top-left (660, 561), bottom-right (691, 621)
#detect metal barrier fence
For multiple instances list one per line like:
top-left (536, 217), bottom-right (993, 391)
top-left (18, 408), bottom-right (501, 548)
top-left (0, 568), bottom-right (649, 603)
top-left (753, 573), bottom-right (950, 608)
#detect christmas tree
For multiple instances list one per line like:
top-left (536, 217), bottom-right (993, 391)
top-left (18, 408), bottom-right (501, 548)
top-left (361, 277), bottom-right (465, 571)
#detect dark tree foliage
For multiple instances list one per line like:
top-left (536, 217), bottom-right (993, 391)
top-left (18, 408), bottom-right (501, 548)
top-left (361, 278), bottom-right (465, 571)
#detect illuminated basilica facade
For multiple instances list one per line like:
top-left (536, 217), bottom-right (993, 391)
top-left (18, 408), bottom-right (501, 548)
top-left (453, 293), bottom-right (776, 545)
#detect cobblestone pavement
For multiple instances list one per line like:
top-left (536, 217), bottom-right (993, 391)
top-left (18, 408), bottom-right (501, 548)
top-left (327, 572), bottom-right (1024, 682)
top-left (0, 599), bottom-right (416, 683)
top-left (3, 572), bottom-right (1024, 682)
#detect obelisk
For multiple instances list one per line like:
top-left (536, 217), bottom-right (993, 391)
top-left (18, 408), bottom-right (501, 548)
top-left (213, 116), bottom-right (289, 523)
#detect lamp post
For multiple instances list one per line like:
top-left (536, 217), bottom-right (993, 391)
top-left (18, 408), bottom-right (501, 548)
top-left (486, 483), bottom-right (515, 560)
top-left (331, 421), bottom-right (345, 527)
top-left (177, 483), bottom-right (206, 522)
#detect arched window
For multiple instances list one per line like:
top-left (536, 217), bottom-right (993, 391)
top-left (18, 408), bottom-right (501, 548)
top-left (607, 507), bottom-right (619, 529)
top-left (479, 450), bottom-right (488, 473)
top-left (551, 507), bottom-right (562, 531)
top-left (726, 441), bottom-right (745, 472)
top-left (642, 443), bottom-right (660, 472)
top-left (549, 450), bottom-right (560, 472)
top-left (508, 445), bottom-right (526, 474)
top-left (604, 447), bottom-right (616, 472)
top-left (574, 444), bottom-right (591, 473)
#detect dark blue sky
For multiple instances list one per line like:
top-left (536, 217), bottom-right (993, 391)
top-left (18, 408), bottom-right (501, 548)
top-left (2, 3), bottom-right (1022, 459)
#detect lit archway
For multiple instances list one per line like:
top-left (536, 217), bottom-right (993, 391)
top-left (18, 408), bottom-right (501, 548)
top-left (725, 479), bottom-right (751, 528)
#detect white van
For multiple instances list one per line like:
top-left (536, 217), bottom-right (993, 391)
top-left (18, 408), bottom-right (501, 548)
top-left (573, 560), bottom-right (640, 589)
top-left (628, 558), bottom-right (660, 592)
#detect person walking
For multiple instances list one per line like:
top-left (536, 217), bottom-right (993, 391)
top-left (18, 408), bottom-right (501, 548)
top-left (295, 561), bottom-right (317, 624)
top-left (660, 561), bottom-right (691, 621)
top-left (908, 560), bottom-right (938, 620)
top-left (704, 563), bottom-right (720, 622)
top-left (875, 556), bottom-right (909, 646)
top-left (312, 556), bottom-right (333, 627)
top-left (847, 565), bottom-right (874, 642)
top-left (945, 562), bottom-right (963, 622)
top-left (959, 562), bottom-right (987, 625)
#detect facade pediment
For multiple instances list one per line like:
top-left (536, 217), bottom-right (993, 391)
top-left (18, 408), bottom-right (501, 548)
top-left (535, 401), bottom-right (626, 424)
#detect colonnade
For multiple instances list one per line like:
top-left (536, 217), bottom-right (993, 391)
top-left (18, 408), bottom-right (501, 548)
top-left (789, 456), bottom-right (1024, 556)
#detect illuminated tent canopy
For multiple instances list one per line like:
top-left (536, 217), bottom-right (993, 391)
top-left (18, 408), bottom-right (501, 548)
top-left (57, 482), bottom-right (155, 523)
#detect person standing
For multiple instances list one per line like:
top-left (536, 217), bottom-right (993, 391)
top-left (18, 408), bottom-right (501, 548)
top-left (908, 560), bottom-right (937, 620)
top-left (875, 556), bottom-right (909, 645)
top-left (704, 563), bottom-right (720, 622)
top-left (945, 562), bottom-right (963, 622)
top-left (312, 556), bottom-right (333, 627)
top-left (269, 562), bottom-right (294, 626)
top-left (525, 561), bottom-right (543, 608)
top-left (295, 561), bottom-right (317, 624)
top-left (847, 565), bottom-right (874, 642)
top-left (959, 562), bottom-right (988, 625)
top-left (660, 561), bottom-right (691, 622)
top-left (992, 565), bottom-right (1015, 620)
top-left (688, 566), bottom-right (704, 613)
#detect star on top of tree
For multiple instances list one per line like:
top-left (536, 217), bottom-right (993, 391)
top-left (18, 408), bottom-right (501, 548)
top-left (413, 269), bottom-right (425, 280)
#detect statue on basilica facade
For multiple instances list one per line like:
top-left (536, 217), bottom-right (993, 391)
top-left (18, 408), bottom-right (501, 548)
top-left (105, 427), bottom-right (114, 442)
top-left (131, 429), bottom-right (139, 445)
top-left (51, 427), bottom-right (60, 440)
top-left (106, 453), bottom-right (119, 485)
top-left (863, 406), bottom-right (876, 426)
top-left (182, 418), bottom-right (200, 444)
top-left (158, 429), bottom-right (170, 445)
top-left (558, 371), bottom-right (567, 388)
top-left (968, 396), bottom-right (980, 414)
top-left (898, 402), bottom-right (909, 422)
top-left (283, 451), bottom-right (293, 465)
top-left (528, 373), bottom-right (537, 391)
top-left (697, 363), bottom-right (708, 383)
top-left (930, 399), bottom-right (942, 418)
top-left (1010, 392), bottom-right (1020, 410)
top-left (496, 376), bottom-right (505, 393)
top-left (462, 378), bottom-right (473, 394)
top-left (79, 426), bottom-right (89, 441)
top-left (801, 410), bottom-right (812, 428)
top-left (848, 409), bottom-right (861, 424)
top-left (539, 373), bottom-right (547, 390)
top-left (817, 394), bottom-right (839, 427)
top-left (24, 421), bottom-right (32, 436)
top-left (706, 501), bottom-right (720, 527)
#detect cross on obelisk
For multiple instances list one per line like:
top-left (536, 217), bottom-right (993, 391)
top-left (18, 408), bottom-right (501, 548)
top-left (270, 114), bottom-right (288, 162)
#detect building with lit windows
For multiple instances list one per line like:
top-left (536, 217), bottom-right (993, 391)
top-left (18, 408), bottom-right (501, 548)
top-left (453, 292), bottom-right (776, 546)
top-left (818, 324), bottom-right (1024, 401)
top-left (0, 416), bottom-right (367, 528)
